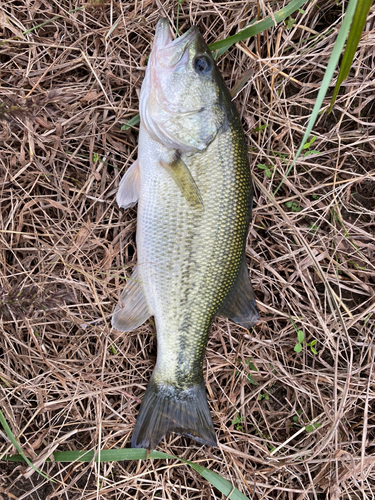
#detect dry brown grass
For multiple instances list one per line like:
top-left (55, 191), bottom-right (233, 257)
top-left (0, 0), bottom-right (374, 498)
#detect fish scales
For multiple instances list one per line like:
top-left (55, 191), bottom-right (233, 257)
top-left (113, 19), bottom-right (258, 449)
top-left (138, 123), bottom-right (251, 383)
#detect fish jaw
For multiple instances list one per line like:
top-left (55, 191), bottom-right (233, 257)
top-left (153, 18), bottom-right (199, 61)
top-left (152, 18), bottom-right (173, 53)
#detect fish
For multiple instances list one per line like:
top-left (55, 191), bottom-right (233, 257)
top-left (112, 18), bottom-right (258, 450)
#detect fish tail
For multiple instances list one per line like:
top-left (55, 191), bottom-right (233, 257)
top-left (131, 377), bottom-right (217, 449)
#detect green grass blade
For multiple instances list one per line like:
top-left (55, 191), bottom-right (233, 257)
top-left (0, 409), bottom-right (50, 480)
top-left (5, 449), bottom-right (171, 463)
top-left (121, 114), bottom-right (141, 130)
top-left (328, 0), bottom-right (373, 112)
top-left (181, 459), bottom-right (250, 500)
top-left (274, 0), bottom-right (359, 195)
top-left (208, 0), bottom-right (308, 54)
top-left (4, 448), bottom-right (251, 499)
top-left (176, 0), bottom-right (184, 35)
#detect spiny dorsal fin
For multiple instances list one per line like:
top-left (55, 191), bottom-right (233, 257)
top-left (218, 257), bottom-right (258, 329)
top-left (159, 152), bottom-right (203, 209)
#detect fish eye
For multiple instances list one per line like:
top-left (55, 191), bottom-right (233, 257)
top-left (194, 55), bottom-right (212, 74)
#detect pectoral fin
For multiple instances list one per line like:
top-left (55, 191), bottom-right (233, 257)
top-left (112, 267), bottom-right (151, 332)
top-left (159, 153), bottom-right (203, 209)
top-left (218, 258), bottom-right (258, 329)
top-left (117, 159), bottom-right (140, 209)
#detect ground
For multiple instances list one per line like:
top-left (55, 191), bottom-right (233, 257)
top-left (0, 0), bottom-right (374, 499)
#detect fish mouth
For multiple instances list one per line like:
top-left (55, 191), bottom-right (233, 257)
top-left (153, 18), bottom-right (199, 65)
top-left (153, 18), bottom-right (173, 52)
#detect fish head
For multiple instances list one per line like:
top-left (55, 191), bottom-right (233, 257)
top-left (140, 19), bottom-right (229, 152)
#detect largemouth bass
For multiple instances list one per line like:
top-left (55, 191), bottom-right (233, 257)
top-left (113, 19), bottom-right (258, 449)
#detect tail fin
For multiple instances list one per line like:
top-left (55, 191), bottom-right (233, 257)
top-left (131, 378), bottom-right (217, 449)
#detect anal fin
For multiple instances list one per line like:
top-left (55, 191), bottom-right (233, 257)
top-left (112, 267), bottom-right (151, 332)
top-left (218, 257), bottom-right (258, 329)
top-left (117, 159), bottom-right (140, 209)
top-left (159, 152), bottom-right (203, 209)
